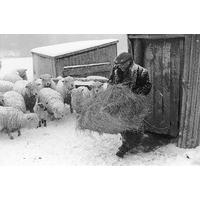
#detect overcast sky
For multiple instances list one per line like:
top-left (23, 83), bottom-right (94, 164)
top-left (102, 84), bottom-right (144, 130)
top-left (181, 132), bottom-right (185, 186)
top-left (0, 34), bottom-right (128, 58)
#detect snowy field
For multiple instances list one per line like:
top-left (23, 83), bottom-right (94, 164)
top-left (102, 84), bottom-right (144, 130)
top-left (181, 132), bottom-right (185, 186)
top-left (0, 57), bottom-right (200, 166)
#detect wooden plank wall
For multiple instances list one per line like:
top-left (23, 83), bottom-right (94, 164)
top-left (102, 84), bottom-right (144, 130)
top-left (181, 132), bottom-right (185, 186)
top-left (63, 63), bottom-right (111, 77)
top-left (178, 35), bottom-right (200, 148)
top-left (136, 38), bottom-right (184, 137)
top-left (55, 44), bottom-right (117, 77)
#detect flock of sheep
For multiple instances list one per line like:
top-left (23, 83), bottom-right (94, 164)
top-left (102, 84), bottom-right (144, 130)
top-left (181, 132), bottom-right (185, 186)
top-left (0, 68), bottom-right (108, 139)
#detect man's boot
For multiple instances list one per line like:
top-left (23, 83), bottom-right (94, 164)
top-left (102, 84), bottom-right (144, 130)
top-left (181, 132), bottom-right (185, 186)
top-left (116, 130), bottom-right (143, 158)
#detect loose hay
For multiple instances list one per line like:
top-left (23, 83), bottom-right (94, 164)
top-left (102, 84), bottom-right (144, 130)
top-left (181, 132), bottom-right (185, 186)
top-left (77, 84), bottom-right (150, 134)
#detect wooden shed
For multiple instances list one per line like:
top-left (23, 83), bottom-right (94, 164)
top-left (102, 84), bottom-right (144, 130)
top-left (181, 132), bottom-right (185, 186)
top-left (31, 39), bottom-right (118, 79)
top-left (127, 34), bottom-right (200, 148)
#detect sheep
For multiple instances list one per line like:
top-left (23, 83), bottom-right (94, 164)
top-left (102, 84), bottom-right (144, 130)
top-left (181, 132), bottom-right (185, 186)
top-left (90, 81), bottom-right (105, 98)
top-left (13, 80), bottom-right (39, 112)
top-left (56, 76), bottom-right (63, 80)
top-left (13, 80), bottom-right (28, 96)
top-left (39, 74), bottom-right (57, 90)
top-left (0, 80), bottom-right (14, 93)
top-left (56, 76), bottom-right (75, 113)
top-left (38, 88), bottom-right (65, 119)
top-left (71, 86), bottom-right (91, 114)
top-left (102, 82), bottom-right (108, 91)
top-left (3, 91), bottom-right (26, 113)
top-left (33, 99), bottom-right (48, 128)
top-left (2, 69), bottom-right (27, 83)
top-left (16, 69), bottom-right (28, 80)
top-left (0, 106), bottom-right (39, 139)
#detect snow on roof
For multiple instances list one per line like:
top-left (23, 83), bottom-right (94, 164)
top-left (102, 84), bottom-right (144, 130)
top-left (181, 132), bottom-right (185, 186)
top-left (31, 39), bottom-right (119, 58)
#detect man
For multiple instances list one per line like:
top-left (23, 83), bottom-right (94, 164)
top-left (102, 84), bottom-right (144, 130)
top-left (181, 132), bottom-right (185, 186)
top-left (108, 52), bottom-right (152, 158)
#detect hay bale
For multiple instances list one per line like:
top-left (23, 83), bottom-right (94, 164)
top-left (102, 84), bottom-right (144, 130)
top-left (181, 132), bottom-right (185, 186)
top-left (77, 84), bottom-right (150, 134)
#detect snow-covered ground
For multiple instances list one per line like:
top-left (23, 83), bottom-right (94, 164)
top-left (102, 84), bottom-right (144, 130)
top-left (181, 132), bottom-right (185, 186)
top-left (0, 57), bottom-right (200, 166)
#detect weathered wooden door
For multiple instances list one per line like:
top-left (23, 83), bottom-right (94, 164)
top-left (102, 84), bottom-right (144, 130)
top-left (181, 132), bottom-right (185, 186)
top-left (141, 38), bottom-right (184, 136)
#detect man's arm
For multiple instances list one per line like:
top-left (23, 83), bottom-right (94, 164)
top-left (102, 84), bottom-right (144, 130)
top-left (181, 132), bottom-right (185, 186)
top-left (134, 70), bottom-right (152, 95)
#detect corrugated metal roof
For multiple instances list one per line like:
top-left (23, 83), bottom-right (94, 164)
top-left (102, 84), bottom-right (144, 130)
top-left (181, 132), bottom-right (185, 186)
top-left (31, 39), bottom-right (118, 58)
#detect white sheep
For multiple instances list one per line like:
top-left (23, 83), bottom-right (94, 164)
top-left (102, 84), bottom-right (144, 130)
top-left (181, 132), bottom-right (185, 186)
top-left (71, 86), bottom-right (91, 114)
top-left (56, 76), bottom-right (75, 113)
top-left (33, 99), bottom-right (48, 127)
top-left (13, 80), bottom-right (29, 96)
top-left (90, 81), bottom-right (105, 98)
top-left (3, 91), bottom-right (26, 113)
top-left (39, 74), bottom-right (57, 90)
top-left (2, 69), bottom-right (27, 83)
top-left (0, 80), bottom-right (14, 93)
top-left (38, 88), bottom-right (65, 119)
top-left (13, 80), bottom-right (40, 112)
top-left (0, 106), bottom-right (39, 139)
top-left (34, 78), bottom-right (44, 91)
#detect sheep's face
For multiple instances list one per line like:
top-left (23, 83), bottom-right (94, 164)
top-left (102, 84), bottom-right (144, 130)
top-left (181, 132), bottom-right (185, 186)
top-left (25, 82), bottom-right (39, 97)
top-left (91, 82), bottom-right (104, 96)
top-left (53, 107), bottom-right (64, 119)
top-left (62, 76), bottom-right (75, 90)
top-left (25, 114), bottom-right (39, 129)
top-left (37, 102), bottom-right (48, 111)
top-left (40, 74), bottom-right (53, 88)
top-left (34, 79), bottom-right (43, 90)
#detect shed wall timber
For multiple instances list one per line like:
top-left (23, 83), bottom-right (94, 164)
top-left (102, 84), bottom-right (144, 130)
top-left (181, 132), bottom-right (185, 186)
top-left (55, 44), bottom-right (117, 77)
top-left (178, 35), bottom-right (200, 148)
top-left (127, 36), bottom-right (184, 137)
top-left (63, 63), bottom-right (111, 78)
top-left (32, 54), bottom-right (56, 78)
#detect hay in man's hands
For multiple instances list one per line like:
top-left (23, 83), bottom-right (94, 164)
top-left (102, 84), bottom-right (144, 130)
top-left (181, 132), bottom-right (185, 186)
top-left (77, 84), bottom-right (150, 134)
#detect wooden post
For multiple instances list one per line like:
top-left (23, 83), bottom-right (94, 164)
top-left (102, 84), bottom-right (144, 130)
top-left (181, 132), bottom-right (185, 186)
top-left (178, 34), bottom-right (200, 148)
top-left (127, 38), bottom-right (133, 56)
top-left (133, 39), bottom-right (144, 66)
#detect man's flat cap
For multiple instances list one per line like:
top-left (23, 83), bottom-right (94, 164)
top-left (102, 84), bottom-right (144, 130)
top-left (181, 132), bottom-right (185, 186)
top-left (114, 52), bottom-right (133, 64)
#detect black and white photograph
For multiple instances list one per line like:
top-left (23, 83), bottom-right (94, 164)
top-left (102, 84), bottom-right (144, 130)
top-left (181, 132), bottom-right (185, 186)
top-left (1, 1), bottom-right (200, 200)
top-left (0, 34), bottom-right (199, 165)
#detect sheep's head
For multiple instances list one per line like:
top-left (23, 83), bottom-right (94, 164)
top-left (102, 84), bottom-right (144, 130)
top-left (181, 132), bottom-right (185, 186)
top-left (37, 102), bottom-right (48, 111)
top-left (24, 113), bottom-right (39, 129)
top-left (52, 104), bottom-right (65, 119)
top-left (90, 81), bottom-right (104, 96)
top-left (62, 76), bottom-right (75, 91)
top-left (17, 69), bottom-right (28, 80)
top-left (40, 74), bottom-right (53, 88)
top-left (72, 86), bottom-right (90, 100)
top-left (25, 82), bottom-right (39, 97)
top-left (34, 78), bottom-right (43, 90)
